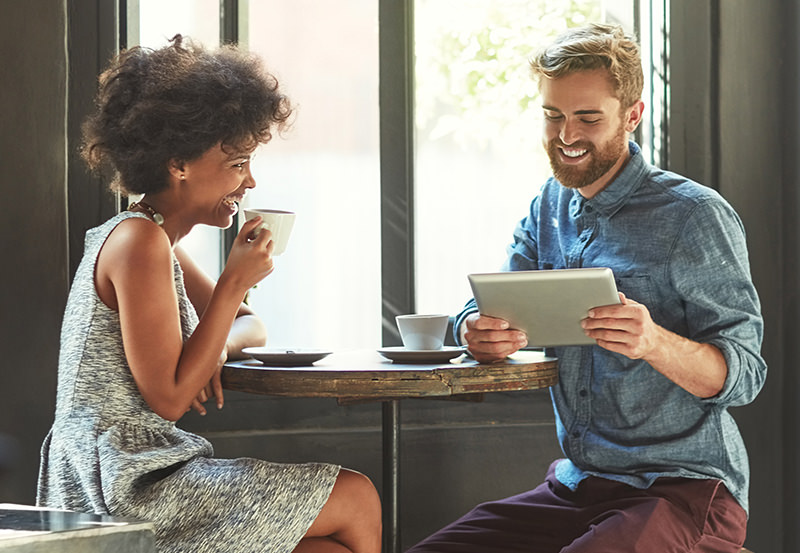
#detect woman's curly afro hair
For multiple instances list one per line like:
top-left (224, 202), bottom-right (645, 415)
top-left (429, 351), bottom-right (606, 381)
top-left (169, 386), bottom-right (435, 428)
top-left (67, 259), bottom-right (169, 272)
top-left (81, 35), bottom-right (293, 195)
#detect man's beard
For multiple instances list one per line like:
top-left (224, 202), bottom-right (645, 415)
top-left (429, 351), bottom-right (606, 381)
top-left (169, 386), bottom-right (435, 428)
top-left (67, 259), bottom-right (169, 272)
top-left (545, 123), bottom-right (627, 190)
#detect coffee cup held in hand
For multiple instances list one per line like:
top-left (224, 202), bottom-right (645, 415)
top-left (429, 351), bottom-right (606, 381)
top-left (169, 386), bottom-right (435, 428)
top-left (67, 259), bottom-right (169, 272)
top-left (395, 314), bottom-right (449, 350)
top-left (243, 209), bottom-right (296, 255)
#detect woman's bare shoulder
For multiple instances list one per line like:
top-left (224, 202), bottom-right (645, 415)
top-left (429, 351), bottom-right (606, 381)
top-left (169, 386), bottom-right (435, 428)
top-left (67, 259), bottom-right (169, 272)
top-left (103, 217), bottom-right (172, 266)
top-left (95, 217), bottom-right (174, 309)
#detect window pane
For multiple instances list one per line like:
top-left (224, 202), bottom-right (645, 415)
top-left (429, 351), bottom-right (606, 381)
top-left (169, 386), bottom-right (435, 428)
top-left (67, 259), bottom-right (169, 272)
top-left (638, 0), bottom-right (668, 166)
top-left (414, 0), bottom-right (636, 315)
top-left (134, 0), bottom-right (223, 280)
top-left (243, 1), bottom-right (381, 349)
top-left (137, 0), bottom-right (219, 48)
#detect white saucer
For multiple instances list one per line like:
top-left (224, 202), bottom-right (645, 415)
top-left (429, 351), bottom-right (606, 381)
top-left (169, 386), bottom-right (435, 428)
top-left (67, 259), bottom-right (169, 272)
top-left (376, 346), bottom-right (467, 364)
top-left (242, 347), bottom-right (332, 367)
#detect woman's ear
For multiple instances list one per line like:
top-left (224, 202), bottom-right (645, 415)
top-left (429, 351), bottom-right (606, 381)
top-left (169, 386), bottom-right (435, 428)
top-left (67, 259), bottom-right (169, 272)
top-left (167, 159), bottom-right (187, 182)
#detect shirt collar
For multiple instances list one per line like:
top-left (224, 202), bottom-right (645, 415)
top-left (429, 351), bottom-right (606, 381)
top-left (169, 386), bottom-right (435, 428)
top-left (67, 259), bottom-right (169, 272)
top-left (577, 141), bottom-right (648, 218)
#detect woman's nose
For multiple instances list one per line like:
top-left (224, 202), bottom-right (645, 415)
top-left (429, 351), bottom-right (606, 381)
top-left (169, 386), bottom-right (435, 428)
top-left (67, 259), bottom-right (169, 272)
top-left (244, 167), bottom-right (256, 189)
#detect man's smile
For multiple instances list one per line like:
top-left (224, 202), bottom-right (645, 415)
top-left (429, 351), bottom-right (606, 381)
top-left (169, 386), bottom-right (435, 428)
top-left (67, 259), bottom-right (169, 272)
top-left (560, 146), bottom-right (589, 160)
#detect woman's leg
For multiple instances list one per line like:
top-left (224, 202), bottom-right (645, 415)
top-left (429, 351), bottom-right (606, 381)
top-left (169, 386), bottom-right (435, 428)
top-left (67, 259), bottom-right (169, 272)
top-left (296, 468), bottom-right (382, 553)
top-left (293, 537), bottom-right (352, 553)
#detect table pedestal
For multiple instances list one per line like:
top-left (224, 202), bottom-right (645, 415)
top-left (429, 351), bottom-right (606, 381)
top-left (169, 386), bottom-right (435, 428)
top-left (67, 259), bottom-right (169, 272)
top-left (382, 400), bottom-right (401, 553)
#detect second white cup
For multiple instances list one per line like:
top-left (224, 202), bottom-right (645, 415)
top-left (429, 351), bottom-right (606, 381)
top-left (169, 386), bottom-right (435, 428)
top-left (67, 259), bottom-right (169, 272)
top-left (396, 314), bottom-right (449, 350)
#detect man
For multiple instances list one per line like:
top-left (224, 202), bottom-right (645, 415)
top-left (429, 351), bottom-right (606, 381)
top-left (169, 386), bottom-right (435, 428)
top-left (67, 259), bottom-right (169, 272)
top-left (405, 23), bottom-right (766, 553)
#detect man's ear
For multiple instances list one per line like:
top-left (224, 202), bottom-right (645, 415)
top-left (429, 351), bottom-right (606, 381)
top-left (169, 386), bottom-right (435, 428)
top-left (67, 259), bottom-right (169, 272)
top-left (167, 158), bottom-right (186, 181)
top-left (624, 100), bottom-right (645, 133)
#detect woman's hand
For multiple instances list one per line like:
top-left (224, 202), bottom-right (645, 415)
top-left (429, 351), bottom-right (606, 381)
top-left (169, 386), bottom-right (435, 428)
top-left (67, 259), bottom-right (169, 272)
top-left (218, 217), bottom-right (276, 295)
top-left (189, 344), bottom-right (227, 415)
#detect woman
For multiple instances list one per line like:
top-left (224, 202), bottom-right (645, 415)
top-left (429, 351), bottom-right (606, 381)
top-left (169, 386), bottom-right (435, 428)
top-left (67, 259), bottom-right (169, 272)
top-left (36, 36), bottom-right (381, 553)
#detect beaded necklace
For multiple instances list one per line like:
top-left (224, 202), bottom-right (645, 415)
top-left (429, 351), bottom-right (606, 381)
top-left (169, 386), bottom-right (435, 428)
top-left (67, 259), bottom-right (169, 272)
top-left (129, 201), bottom-right (165, 226)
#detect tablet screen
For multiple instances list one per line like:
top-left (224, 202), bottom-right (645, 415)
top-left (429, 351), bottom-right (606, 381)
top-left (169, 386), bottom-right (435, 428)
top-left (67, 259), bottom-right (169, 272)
top-left (468, 267), bottom-right (620, 347)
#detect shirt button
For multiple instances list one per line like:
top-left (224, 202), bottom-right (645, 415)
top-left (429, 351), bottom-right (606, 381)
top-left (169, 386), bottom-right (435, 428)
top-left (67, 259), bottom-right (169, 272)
top-left (579, 389), bottom-right (588, 397)
top-left (572, 430), bottom-right (580, 438)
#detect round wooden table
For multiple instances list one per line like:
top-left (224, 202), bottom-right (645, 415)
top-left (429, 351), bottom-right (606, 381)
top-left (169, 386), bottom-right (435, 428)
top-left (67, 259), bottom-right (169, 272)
top-left (222, 349), bottom-right (558, 553)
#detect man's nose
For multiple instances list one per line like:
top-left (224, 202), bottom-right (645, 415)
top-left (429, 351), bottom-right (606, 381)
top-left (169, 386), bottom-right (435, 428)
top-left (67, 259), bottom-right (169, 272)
top-left (559, 119), bottom-right (579, 145)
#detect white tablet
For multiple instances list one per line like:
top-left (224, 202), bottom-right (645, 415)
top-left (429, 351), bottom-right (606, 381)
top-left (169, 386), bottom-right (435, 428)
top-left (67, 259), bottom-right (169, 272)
top-left (467, 267), bottom-right (621, 347)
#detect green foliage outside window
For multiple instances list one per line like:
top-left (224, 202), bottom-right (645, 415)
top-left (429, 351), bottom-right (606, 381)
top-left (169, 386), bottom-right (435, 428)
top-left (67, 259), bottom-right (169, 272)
top-left (415, 0), bottom-right (603, 153)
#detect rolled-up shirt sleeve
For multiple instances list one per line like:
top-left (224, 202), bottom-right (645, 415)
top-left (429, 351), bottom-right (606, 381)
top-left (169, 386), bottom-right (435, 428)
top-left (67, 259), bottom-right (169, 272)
top-left (668, 199), bottom-right (767, 407)
top-left (453, 298), bottom-right (478, 346)
top-left (502, 198), bottom-right (541, 273)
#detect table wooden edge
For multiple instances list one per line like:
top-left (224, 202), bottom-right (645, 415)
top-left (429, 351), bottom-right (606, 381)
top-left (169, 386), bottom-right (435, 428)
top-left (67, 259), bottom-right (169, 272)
top-left (221, 351), bottom-right (558, 400)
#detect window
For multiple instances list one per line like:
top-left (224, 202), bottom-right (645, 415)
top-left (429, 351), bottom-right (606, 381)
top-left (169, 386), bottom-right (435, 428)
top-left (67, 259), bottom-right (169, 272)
top-left (413, 0), bottom-right (641, 315)
top-left (242, 1), bottom-right (382, 349)
top-left (129, 0), bottom-right (381, 350)
top-left (123, 0), bottom-right (659, 348)
top-left (129, 0), bottom-right (224, 280)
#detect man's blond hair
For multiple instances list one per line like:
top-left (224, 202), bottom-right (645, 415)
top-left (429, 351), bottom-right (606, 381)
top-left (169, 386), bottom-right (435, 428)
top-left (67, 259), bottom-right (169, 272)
top-left (530, 23), bottom-right (643, 109)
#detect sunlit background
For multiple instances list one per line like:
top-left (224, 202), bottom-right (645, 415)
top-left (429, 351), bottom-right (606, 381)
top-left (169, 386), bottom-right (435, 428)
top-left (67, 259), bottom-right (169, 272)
top-left (132, 0), bottom-right (644, 350)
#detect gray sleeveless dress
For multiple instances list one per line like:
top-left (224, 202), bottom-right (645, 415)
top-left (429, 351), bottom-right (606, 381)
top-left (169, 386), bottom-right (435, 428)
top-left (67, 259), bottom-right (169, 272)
top-left (37, 211), bottom-right (339, 553)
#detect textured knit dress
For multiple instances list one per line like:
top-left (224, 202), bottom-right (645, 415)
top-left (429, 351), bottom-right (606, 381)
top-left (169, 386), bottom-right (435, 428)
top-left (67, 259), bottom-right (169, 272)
top-left (37, 211), bottom-right (340, 553)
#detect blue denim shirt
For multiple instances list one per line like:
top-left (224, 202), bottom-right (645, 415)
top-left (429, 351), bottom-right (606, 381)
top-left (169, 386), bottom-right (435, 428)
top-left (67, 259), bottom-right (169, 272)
top-left (455, 142), bottom-right (766, 513)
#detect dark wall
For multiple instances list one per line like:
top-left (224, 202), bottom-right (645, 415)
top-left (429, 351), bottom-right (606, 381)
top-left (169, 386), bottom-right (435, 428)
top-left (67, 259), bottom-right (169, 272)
top-left (65, 0), bottom-right (121, 277)
top-left (780, 4), bottom-right (800, 553)
top-left (718, 6), bottom-right (784, 551)
top-left (0, 1), bottom-right (796, 552)
top-left (0, 0), bottom-right (68, 502)
top-left (669, 2), bottom-right (789, 551)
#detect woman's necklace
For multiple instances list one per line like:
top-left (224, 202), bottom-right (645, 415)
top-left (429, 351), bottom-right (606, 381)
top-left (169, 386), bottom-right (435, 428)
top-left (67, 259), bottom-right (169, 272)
top-left (129, 200), bottom-right (165, 226)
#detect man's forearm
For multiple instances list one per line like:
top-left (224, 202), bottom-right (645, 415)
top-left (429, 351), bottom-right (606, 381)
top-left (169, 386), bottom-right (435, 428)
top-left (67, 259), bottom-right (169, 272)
top-left (644, 325), bottom-right (728, 399)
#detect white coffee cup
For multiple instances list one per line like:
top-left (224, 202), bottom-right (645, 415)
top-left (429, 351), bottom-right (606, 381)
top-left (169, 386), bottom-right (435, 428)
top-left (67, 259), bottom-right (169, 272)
top-left (395, 314), bottom-right (450, 350)
top-left (243, 209), bottom-right (296, 255)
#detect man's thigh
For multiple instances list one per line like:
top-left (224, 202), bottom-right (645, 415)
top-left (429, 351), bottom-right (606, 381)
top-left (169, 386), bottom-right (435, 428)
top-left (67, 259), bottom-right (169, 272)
top-left (404, 465), bottom-right (587, 553)
top-left (562, 477), bottom-right (746, 553)
top-left (404, 463), bottom-right (746, 553)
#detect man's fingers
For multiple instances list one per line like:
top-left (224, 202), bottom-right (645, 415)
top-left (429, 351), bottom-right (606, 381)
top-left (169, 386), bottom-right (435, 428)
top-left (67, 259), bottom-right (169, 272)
top-left (466, 327), bottom-right (527, 344)
top-left (467, 341), bottom-right (521, 363)
top-left (468, 314), bottom-right (511, 331)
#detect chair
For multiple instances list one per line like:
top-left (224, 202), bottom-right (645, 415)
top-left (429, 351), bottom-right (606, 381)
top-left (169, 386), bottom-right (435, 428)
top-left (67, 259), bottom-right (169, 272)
top-left (0, 504), bottom-right (155, 552)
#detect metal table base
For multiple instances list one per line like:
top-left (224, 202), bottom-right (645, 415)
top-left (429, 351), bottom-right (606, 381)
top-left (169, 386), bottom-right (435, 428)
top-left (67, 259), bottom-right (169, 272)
top-left (382, 400), bottom-right (401, 553)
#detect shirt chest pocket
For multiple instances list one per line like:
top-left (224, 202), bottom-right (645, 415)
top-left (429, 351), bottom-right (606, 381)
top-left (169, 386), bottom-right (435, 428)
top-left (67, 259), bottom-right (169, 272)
top-left (614, 274), bottom-right (667, 326)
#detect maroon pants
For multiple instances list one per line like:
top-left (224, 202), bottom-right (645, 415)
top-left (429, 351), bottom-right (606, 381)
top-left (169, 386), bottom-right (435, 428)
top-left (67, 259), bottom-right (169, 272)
top-left (405, 461), bottom-right (747, 553)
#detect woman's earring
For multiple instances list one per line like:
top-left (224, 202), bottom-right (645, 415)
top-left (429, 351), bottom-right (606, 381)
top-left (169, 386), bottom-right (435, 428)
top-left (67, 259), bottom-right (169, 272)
top-left (180, 174), bottom-right (186, 180)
